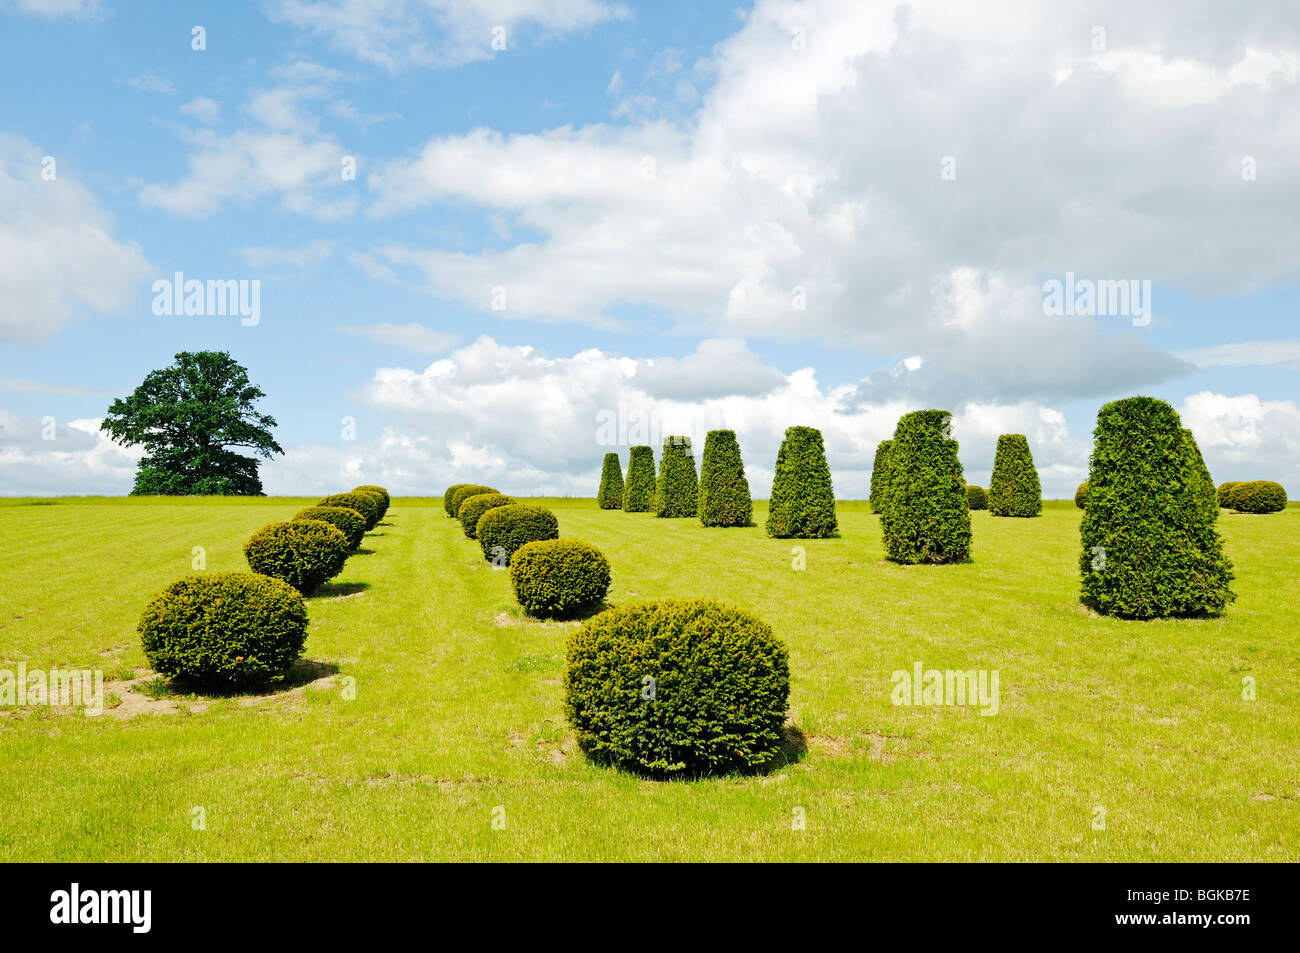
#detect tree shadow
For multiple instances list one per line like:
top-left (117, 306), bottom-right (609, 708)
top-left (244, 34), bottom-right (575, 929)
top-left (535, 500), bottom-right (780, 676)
top-left (309, 581), bottom-right (370, 599)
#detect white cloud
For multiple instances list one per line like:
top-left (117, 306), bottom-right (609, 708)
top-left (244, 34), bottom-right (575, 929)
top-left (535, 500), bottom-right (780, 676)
top-left (0, 413), bottom-right (142, 495)
top-left (6, 0), bottom-right (101, 19)
top-left (334, 322), bottom-right (459, 353)
top-left (1180, 391), bottom-right (1300, 492)
top-left (267, 0), bottom-right (630, 72)
top-left (0, 135), bottom-right (153, 344)
top-left (633, 338), bottom-right (785, 399)
top-left (122, 74), bottom-right (177, 94)
top-left (179, 95), bottom-right (221, 125)
top-left (1177, 340), bottom-right (1300, 371)
top-left (236, 239), bottom-right (336, 270)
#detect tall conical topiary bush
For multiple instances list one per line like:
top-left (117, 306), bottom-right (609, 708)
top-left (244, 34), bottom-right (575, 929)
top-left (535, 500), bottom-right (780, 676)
top-left (697, 430), bottom-right (753, 527)
top-left (1181, 429), bottom-right (1218, 522)
top-left (988, 434), bottom-right (1042, 517)
top-left (869, 440), bottom-right (893, 514)
top-left (766, 426), bottom-right (837, 538)
top-left (597, 452), bottom-right (624, 509)
top-left (880, 410), bottom-right (970, 564)
top-left (623, 445), bottom-right (656, 512)
top-left (1079, 397), bottom-right (1234, 618)
top-left (655, 437), bottom-right (699, 518)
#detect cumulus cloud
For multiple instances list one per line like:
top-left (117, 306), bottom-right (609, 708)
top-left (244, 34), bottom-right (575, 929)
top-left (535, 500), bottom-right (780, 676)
top-left (0, 413), bottom-right (142, 495)
top-left (364, 0), bottom-right (1300, 402)
top-left (267, 0), bottom-right (630, 72)
top-left (1180, 391), bottom-right (1300, 491)
top-left (0, 135), bottom-right (153, 344)
top-left (633, 338), bottom-right (785, 399)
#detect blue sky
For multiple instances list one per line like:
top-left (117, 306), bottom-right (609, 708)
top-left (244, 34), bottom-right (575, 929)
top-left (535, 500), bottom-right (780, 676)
top-left (2, 0), bottom-right (1298, 498)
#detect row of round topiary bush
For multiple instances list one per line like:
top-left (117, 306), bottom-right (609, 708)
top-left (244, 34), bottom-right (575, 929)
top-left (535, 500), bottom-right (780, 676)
top-left (1218, 480), bottom-right (1288, 513)
top-left (138, 484), bottom-right (392, 692)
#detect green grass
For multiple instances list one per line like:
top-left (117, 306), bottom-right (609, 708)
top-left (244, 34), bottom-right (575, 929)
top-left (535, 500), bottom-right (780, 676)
top-left (1, 497), bottom-right (1296, 861)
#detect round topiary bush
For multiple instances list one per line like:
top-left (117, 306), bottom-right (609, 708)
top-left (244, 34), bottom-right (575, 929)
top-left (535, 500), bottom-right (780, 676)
top-left (988, 434), bottom-right (1042, 517)
top-left (597, 453), bottom-right (624, 510)
top-left (623, 446), bottom-right (656, 512)
top-left (138, 572), bottom-right (308, 690)
top-left (869, 439), bottom-right (893, 515)
top-left (655, 437), bottom-right (699, 518)
top-left (319, 491), bottom-right (381, 530)
top-left (564, 599), bottom-right (790, 777)
top-left (1075, 482), bottom-right (1088, 509)
top-left (448, 484), bottom-right (496, 522)
top-left (880, 410), bottom-right (971, 564)
top-left (1217, 481), bottom-right (1241, 510)
top-left (244, 519), bottom-right (350, 595)
top-left (477, 503), bottom-right (559, 565)
top-left (766, 426), bottom-right (837, 538)
top-left (443, 484), bottom-right (469, 517)
top-left (966, 485), bottom-right (988, 510)
top-left (458, 492), bottom-right (516, 539)
top-left (1080, 397), bottom-right (1234, 618)
top-left (352, 485), bottom-right (390, 519)
top-left (293, 505), bottom-right (366, 549)
top-left (510, 539), bottom-right (611, 618)
top-left (1234, 480), bottom-right (1287, 514)
top-left (698, 429), bottom-right (753, 527)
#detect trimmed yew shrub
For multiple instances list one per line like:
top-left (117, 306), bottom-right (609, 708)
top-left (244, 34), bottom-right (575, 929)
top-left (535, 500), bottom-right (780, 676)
top-left (597, 453), bottom-right (624, 509)
top-left (563, 599), bottom-right (790, 777)
top-left (1217, 481), bottom-right (1241, 509)
top-left (443, 484), bottom-right (469, 517)
top-left (1181, 428), bottom-right (1218, 522)
top-left (352, 485), bottom-right (390, 519)
top-left (319, 491), bottom-right (380, 530)
top-left (966, 485), bottom-right (988, 510)
top-left (655, 437), bottom-right (699, 518)
top-left (1075, 482), bottom-right (1088, 509)
top-left (988, 434), bottom-right (1042, 517)
top-left (766, 426), bottom-right (837, 538)
top-left (1234, 480), bottom-right (1287, 514)
top-left (869, 440), bottom-right (893, 514)
top-left (458, 492), bottom-right (516, 539)
top-left (623, 446), bottom-right (656, 512)
top-left (293, 505), bottom-right (366, 549)
top-left (477, 503), bottom-right (559, 565)
top-left (138, 572), bottom-right (308, 691)
top-left (510, 539), bottom-right (611, 618)
top-left (244, 520), bottom-right (350, 595)
top-left (697, 429), bottom-right (753, 527)
top-left (448, 485), bottom-right (496, 521)
top-left (1079, 397), bottom-right (1234, 618)
top-left (880, 410), bottom-right (971, 564)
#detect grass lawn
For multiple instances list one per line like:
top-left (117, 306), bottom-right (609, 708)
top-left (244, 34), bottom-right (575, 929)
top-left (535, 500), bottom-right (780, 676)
top-left (1, 496), bottom-right (1296, 861)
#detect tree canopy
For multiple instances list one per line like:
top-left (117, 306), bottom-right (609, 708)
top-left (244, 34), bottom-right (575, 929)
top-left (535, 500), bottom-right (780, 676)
top-left (101, 351), bottom-right (282, 495)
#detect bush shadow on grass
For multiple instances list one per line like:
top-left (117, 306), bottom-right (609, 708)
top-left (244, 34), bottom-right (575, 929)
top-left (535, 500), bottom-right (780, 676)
top-left (524, 600), bottom-right (612, 624)
top-left (162, 657), bottom-right (340, 700)
top-left (348, 547), bottom-right (376, 556)
top-left (309, 581), bottom-right (370, 599)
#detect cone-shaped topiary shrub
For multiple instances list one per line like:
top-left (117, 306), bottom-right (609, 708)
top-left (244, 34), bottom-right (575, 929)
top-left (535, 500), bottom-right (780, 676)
top-left (869, 440), bottom-right (893, 514)
top-left (988, 434), bottom-right (1042, 517)
top-left (244, 519), bottom-right (351, 595)
top-left (1234, 480), bottom-right (1287, 513)
top-left (766, 426), bottom-right (837, 538)
top-left (1217, 481), bottom-right (1241, 509)
top-left (623, 446), bottom-right (656, 512)
top-left (293, 505), bottom-right (366, 550)
top-left (655, 437), bottom-right (699, 518)
top-left (1075, 482), bottom-right (1088, 509)
top-left (510, 539), bottom-right (611, 618)
top-left (443, 484), bottom-right (468, 517)
top-left (697, 430), bottom-right (753, 527)
top-left (1079, 397), bottom-right (1234, 618)
top-left (966, 485), bottom-right (987, 510)
top-left (448, 485), bottom-right (496, 522)
top-left (319, 491), bottom-right (381, 530)
top-left (352, 485), bottom-right (390, 519)
top-left (1181, 429), bottom-right (1219, 522)
top-left (597, 453), bottom-right (624, 509)
top-left (458, 492), bottom-right (515, 539)
top-left (139, 572), bottom-right (308, 691)
top-left (563, 599), bottom-right (790, 777)
top-left (880, 410), bottom-right (971, 564)
top-left (477, 503), bottom-right (559, 565)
